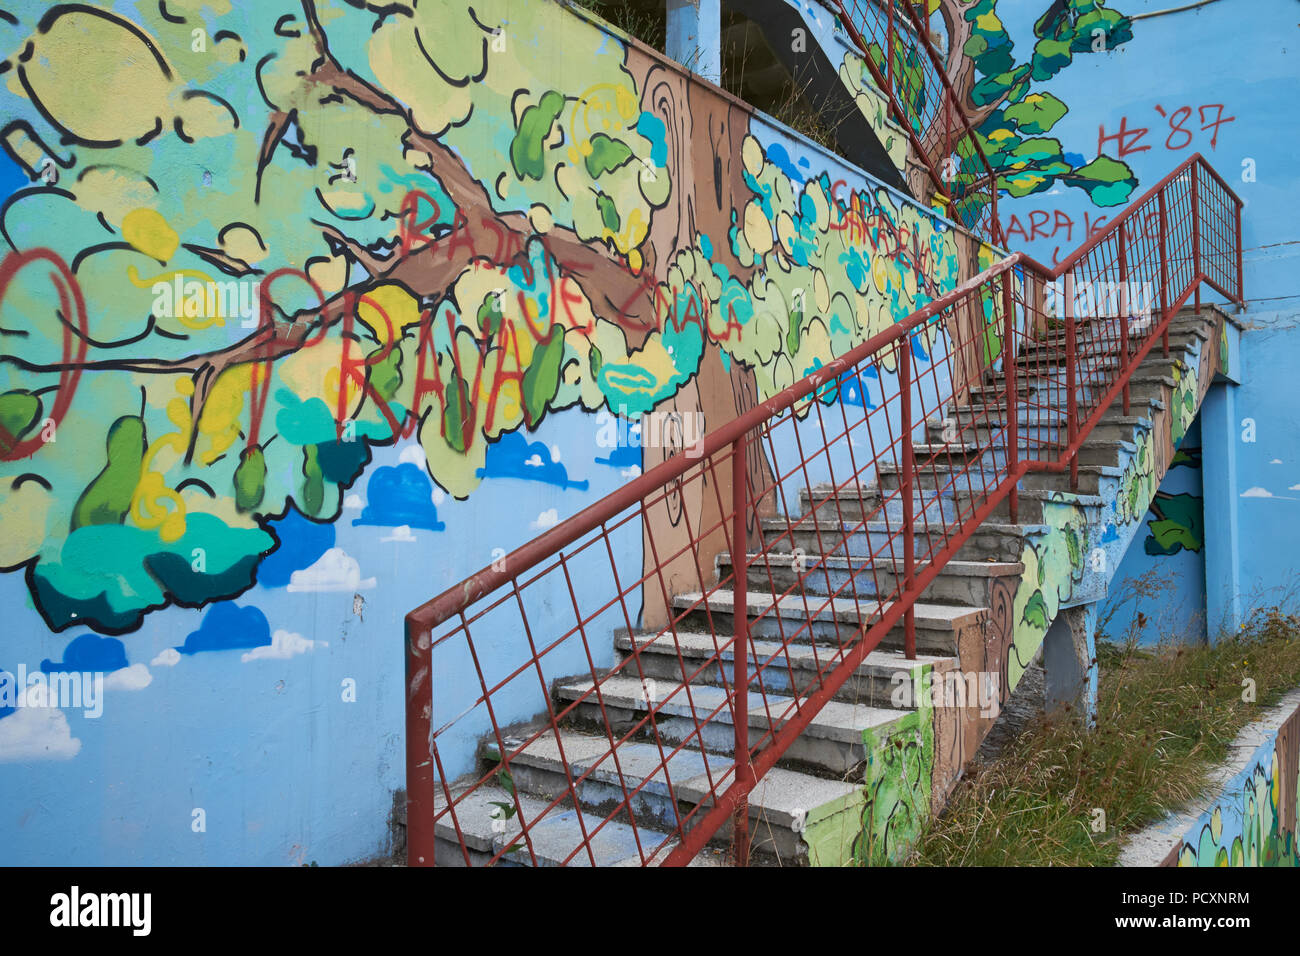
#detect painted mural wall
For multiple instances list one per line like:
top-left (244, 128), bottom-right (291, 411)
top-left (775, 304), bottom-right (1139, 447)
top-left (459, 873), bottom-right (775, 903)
top-left (0, 0), bottom-right (998, 864)
top-left (1167, 698), bottom-right (1300, 867)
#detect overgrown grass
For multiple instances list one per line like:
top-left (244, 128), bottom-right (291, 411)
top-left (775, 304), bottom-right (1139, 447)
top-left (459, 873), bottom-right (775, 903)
top-left (909, 601), bottom-right (1300, 866)
top-left (570, 0), bottom-right (666, 54)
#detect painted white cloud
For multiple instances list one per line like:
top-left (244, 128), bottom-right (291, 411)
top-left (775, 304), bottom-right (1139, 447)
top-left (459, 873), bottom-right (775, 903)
top-left (1241, 486), bottom-right (1297, 500)
top-left (381, 525), bottom-right (417, 543)
top-left (104, 663), bottom-right (152, 692)
top-left (525, 454), bottom-right (544, 468)
top-left (343, 493), bottom-right (364, 510)
top-left (151, 648), bottom-right (181, 668)
top-left (621, 466), bottom-right (642, 479)
top-left (1271, 458), bottom-right (1283, 464)
top-left (398, 444), bottom-right (427, 468)
top-left (531, 508), bottom-right (559, 530)
top-left (431, 487), bottom-right (445, 507)
top-left (1290, 484), bottom-right (1300, 491)
top-left (287, 548), bottom-right (377, 592)
top-left (241, 630), bottom-right (326, 663)
top-left (0, 690), bottom-right (80, 762)
top-left (550, 444), bottom-right (562, 463)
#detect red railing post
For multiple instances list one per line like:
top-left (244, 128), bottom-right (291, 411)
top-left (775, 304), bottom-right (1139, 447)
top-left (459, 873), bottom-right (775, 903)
top-left (1158, 189), bottom-right (1171, 356)
top-left (1191, 161), bottom-right (1202, 316)
top-left (405, 618), bottom-right (435, 866)
top-left (1064, 272), bottom-right (1079, 492)
top-left (731, 434), bottom-right (751, 867)
top-left (1235, 194), bottom-right (1245, 305)
top-left (1001, 272), bottom-right (1018, 523)
top-left (1118, 221), bottom-right (1131, 416)
top-left (887, 1), bottom-right (895, 104)
top-left (899, 337), bottom-right (916, 659)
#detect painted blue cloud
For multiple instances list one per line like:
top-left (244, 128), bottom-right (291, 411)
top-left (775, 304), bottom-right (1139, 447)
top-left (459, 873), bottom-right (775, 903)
top-left (258, 507), bottom-right (336, 587)
top-left (836, 370), bottom-right (876, 409)
top-left (40, 634), bottom-right (129, 674)
top-left (764, 141), bottom-right (807, 184)
top-left (477, 431), bottom-right (588, 490)
top-left (177, 603), bottom-right (272, 656)
top-left (353, 463), bottom-right (445, 530)
top-left (595, 444), bottom-right (641, 469)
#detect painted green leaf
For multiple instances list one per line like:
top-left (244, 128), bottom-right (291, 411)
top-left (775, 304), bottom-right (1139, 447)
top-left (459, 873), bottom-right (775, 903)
top-left (477, 292), bottom-right (505, 338)
top-left (510, 90), bottom-right (565, 181)
top-left (1066, 526), bottom-right (1082, 569)
top-left (442, 369), bottom-right (472, 453)
top-left (71, 415), bottom-right (144, 530)
top-left (368, 345), bottom-right (402, 402)
top-left (1068, 155), bottom-right (1137, 206)
top-left (234, 446), bottom-right (267, 513)
top-left (303, 444), bottom-right (324, 515)
top-left (1004, 92), bottom-right (1068, 135)
top-left (1025, 590), bottom-right (1049, 629)
top-left (583, 133), bottom-right (634, 179)
top-left (522, 325), bottom-right (565, 425)
top-left (1144, 492), bottom-right (1203, 556)
top-left (595, 191), bottom-right (621, 232)
top-left (0, 389), bottom-right (42, 455)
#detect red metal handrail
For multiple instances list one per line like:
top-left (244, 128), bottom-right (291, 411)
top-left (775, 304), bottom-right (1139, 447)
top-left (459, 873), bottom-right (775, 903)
top-left (828, 0), bottom-right (1004, 245)
top-left (406, 152), bottom-right (1241, 866)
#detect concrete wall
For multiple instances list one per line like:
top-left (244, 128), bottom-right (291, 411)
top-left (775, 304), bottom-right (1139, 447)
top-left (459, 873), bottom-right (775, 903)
top-left (0, 0), bottom-right (990, 864)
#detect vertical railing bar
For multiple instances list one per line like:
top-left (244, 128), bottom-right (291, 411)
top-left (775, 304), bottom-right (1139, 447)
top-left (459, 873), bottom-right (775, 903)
top-left (1118, 221), bottom-right (1131, 416)
top-left (898, 337), bottom-right (916, 659)
top-left (1001, 271), bottom-right (1018, 524)
top-left (1064, 271), bottom-right (1079, 492)
top-left (731, 434), bottom-right (752, 867)
top-left (1158, 188), bottom-right (1171, 356)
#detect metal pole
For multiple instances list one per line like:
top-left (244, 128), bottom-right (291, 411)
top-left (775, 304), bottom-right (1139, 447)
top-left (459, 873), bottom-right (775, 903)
top-left (1118, 221), bottom-right (1130, 416)
top-left (1002, 273), bottom-right (1018, 523)
top-left (1191, 162), bottom-right (1202, 316)
top-left (899, 339), bottom-right (916, 659)
top-left (1064, 273), bottom-right (1079, 492)
top-left (1235, 197), bottom-right (1245, 306)
top-left (1158, 190), bottom-right (1170, 357)
top-left (405, 619), bottom-right (436, 866)
top-left (731, 435), bottom-right (751, 867)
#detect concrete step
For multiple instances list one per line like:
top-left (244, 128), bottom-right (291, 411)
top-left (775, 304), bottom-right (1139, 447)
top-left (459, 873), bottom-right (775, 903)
top-left (760, 515), bottom-right (1041, 563)
top-left (670, 588), bottom-right (985, 654)
top-left (874, 461), bottom-right (1113, 495)
top-left (966, 486), bottom-right (1107, 522)
top-left (613, 629), bottom-right (951, 708)
top-left (486, 728), bottom-right (870, 862)
top-left (716, 549), bottom-right (1023, 607)
top-left (430, 782), bottom-right (727, 867)
top-left (556, 673), bottom-right (910, 775)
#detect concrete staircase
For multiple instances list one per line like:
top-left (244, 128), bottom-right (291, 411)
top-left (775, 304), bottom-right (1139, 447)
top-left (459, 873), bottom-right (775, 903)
top-left (432, 305), bottom-right (1227, 866)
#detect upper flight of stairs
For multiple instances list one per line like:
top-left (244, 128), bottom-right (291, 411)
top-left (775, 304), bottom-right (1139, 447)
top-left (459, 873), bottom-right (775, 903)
top-left (432, 303), bottom-right (1231, 866)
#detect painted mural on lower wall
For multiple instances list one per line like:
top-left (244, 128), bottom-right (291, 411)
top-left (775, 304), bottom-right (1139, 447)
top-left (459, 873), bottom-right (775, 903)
top-left (1165, 700), bottom-right (1300, 867)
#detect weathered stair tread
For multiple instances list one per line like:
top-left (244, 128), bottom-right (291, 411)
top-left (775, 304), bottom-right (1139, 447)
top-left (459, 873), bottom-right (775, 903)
top-left (616, 628), bottom-right (952, 676)
top-left (718, 551), bottom-right (1024, 578)
top-left (489, 729), bottom-right (862, 831)
top-left (762, 515), bottom-right (1047, 535)
top-left (673, 588), bottom-right (988, 630)
top-left (556, 675), bottom-right (910, 743)
top-left (432, 783), bottom-right (724, 866)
